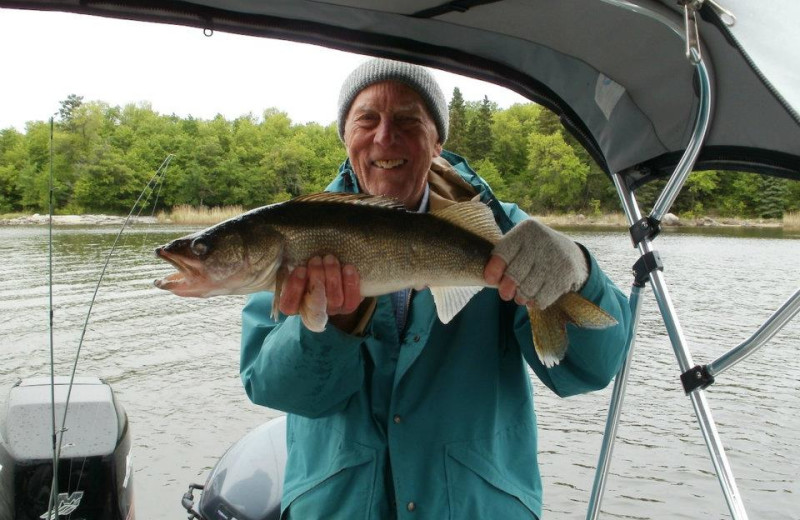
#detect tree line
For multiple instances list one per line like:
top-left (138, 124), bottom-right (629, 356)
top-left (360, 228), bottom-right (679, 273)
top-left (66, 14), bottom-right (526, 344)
top-left (0, 92), bottom-right (796, 218)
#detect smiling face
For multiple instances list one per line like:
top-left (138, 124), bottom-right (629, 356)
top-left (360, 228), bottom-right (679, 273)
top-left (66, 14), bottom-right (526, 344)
top-left (343, 81), bottom-right (443, 209)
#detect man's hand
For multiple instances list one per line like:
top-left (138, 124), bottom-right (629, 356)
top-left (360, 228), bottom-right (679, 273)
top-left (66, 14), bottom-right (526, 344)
top-left (483, 218), bottom-right (588, 309)
top-left (279, 254), bottom-right (364, 331)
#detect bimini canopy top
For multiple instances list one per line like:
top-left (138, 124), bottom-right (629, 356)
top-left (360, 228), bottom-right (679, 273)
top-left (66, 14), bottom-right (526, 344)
top-left (3, 0), bottom-right (799, 186)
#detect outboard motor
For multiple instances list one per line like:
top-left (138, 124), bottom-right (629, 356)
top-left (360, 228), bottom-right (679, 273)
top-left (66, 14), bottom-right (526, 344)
top-left (182, 416), bottom-right (286, 520)
top-left (0, 377), bottom-right (133, 520)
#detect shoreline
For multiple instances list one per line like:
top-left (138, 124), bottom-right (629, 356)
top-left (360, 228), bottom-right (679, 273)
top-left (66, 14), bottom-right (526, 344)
top-left (0, 214), bottom-right (160, 226)
top-left (535, 212), bottom-right (785, 229)
top-left (0, 212), bottom-right (788, 229)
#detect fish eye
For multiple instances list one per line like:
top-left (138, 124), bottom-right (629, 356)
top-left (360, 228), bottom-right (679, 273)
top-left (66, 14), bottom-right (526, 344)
top-left (190, 237), bottom-right (210, 256)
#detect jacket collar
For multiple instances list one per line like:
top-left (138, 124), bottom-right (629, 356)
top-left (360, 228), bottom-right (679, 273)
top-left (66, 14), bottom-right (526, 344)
top-left (327, 150), bottom-right (513, 232)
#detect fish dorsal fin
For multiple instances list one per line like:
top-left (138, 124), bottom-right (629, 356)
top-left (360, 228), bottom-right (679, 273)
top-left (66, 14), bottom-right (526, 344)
top-left (431, 202), bottom-right (502, 244)
top-left (430, 286), bottom-right (484, 324)
top-left (289, 192), bottom-right (406, 210)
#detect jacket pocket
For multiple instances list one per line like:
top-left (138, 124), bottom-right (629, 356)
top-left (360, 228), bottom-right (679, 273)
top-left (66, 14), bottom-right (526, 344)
top-left (445, 444), bottom-right (540, 520)
top-left (282, 444), bottom-right (376, 520)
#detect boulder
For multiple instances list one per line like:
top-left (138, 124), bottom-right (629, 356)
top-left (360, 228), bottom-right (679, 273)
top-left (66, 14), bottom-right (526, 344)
top-left (662, 213), bottom-right (680, 226)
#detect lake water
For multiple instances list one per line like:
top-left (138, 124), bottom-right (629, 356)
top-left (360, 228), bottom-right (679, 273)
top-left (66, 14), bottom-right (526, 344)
top-left (1, 224), bottom-right (798, 519)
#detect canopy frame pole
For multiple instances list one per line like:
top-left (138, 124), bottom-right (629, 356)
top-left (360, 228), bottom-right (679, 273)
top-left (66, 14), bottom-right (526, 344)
top-left (706, 288), bottom-right (800, 378)
top-left (586, 48), bottom-right (749, 519)
top-left (585, 283), bottom-right (642, 520)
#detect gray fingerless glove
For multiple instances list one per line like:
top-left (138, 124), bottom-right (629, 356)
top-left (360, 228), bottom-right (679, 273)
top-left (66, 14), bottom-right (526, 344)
top-left (492, 218), bottom-right (589, 309)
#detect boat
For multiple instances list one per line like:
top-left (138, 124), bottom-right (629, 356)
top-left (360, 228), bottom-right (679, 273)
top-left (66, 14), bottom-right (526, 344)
top-left (0, 1), bottom-right (797, 519)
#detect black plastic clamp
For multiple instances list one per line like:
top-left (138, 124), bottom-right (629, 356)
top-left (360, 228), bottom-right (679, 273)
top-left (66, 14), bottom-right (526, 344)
top-left (632, 251), bottom-right (663, 287)
top-left (629, 216), bottom-right (661, 247)
top-left (681, 365), bottom-right (715, 394)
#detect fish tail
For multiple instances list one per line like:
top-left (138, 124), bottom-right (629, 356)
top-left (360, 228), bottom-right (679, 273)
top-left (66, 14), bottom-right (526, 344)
top-left (527, 292), bottom-right (618, 368)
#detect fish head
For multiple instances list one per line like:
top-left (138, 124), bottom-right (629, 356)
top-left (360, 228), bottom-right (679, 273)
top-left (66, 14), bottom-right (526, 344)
top-left (154, 217), bottom-right (283, 298)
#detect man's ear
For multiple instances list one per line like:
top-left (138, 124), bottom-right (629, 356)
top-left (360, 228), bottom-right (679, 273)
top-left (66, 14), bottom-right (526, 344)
top-left (433, 142), bottom-right (443, 156)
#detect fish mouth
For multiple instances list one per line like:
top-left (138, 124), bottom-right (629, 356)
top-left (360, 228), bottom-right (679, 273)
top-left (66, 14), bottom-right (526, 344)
top-left (153, 246), bottom-right (207, 296)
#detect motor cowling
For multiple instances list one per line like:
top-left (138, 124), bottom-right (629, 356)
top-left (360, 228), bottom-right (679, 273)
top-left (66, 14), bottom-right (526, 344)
top-left (0, 377), bottom-right (134, 520)
top-left (184, 415), bottom-right (286, 520)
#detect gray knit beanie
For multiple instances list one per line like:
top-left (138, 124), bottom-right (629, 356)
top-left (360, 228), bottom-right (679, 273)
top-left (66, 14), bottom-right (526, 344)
top-left (338, 58), bottom-right (449, 144)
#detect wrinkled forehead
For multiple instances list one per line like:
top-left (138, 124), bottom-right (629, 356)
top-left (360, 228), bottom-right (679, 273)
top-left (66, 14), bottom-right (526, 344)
top-left (347, 81), bottom-right (434, 119)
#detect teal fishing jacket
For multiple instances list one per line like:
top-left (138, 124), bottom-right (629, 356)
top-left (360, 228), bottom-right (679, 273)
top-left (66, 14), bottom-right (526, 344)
top-left (240, 151), bottom-right (632, 519)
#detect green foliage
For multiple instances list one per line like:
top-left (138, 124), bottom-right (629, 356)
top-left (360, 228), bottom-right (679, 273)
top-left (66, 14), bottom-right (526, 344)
top-left (0, 128), bottom-right (25, 212)
top-left (470, 158), bottom-right (509, 201)
top-left (0, 94), bottom-right (794, 218)
top-left (525, 131), bottom-right (589, 212)
top-left (786, 178), bottom-right (800, 213)
top-left (671, 170), bottom-right (720, 214)
top-left (71, 143), bottom-right (141, 212)
top-left (488, 103), bottom-right (540, 177)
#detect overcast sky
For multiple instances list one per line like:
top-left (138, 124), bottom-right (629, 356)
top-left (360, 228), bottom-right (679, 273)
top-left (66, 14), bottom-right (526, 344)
top-left (0, 8), bottom-right (530, 132)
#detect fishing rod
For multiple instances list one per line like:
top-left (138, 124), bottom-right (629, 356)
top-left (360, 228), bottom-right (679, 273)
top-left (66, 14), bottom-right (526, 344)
top-left (46, 115), bottom-right (59, 520)
top-left (45, 151), bottom-right (174, 517)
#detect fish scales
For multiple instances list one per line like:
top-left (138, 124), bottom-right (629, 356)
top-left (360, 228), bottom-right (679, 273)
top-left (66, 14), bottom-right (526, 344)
top-left (265, 201), bottom-right (493, 294)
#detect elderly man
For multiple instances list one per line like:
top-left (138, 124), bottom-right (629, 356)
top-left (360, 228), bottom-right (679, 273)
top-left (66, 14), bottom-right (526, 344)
top-left (241, 59), bottom-right (631, 519)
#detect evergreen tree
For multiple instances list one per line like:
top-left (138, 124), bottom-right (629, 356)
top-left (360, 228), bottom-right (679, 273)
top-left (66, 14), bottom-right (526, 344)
top-left (757, 176), bottom-right (788, 219)
top-left (58, 94), bottom-right (84, 125)
top-left (533, 107), bottom-right (563, 136)
top-left (465, 95), bottom-right (494, 161)
top-left (447, 87), bottom-right (468, 156)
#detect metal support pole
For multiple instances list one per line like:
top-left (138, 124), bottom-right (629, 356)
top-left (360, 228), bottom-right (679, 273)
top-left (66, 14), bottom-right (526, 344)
top-left (588, 175), bottom-right (750, 519)
top-left (708, 288), bottom-right (800, 378)
top-left (647, 269), bottom-right (749, 518)
top-left (586, 286), bottom-right (643, 520)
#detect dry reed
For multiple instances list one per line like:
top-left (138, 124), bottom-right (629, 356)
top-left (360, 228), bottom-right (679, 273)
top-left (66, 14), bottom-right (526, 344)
top-left (783, 211), bottom-right (800, 229)
top-left (535, 212), bottom-right (628, 228)
top-left (159, 205), bottom-right (244, 225)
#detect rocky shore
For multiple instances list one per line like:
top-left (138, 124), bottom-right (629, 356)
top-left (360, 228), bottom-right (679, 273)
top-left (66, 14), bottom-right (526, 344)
top-left (536, 212), bottom-right (783, 229)
top-left (0, 214), bottom-right (159, 226)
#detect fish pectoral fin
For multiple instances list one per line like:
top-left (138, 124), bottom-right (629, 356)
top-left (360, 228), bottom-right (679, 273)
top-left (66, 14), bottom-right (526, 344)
top-left (298, 278), bottom-right (329, 333)
top-left (527, 292), bottom-right (618, 368)
top-left (270, 265), bottom-right (290, 321)
top-left (299, 299), bottom-right (328, 333)
top-left (556, 292), bottom-right (618, 329)
top-left (430, 286), bottom-right (483, 324)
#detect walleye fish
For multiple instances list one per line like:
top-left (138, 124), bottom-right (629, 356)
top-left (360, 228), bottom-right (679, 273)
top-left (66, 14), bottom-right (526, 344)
top-left (154, 193), bottom-right (616, 366)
